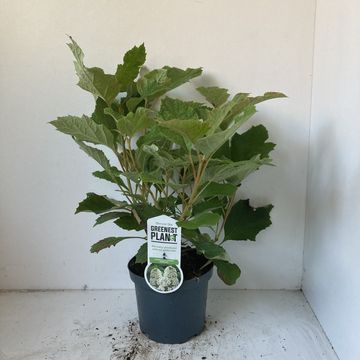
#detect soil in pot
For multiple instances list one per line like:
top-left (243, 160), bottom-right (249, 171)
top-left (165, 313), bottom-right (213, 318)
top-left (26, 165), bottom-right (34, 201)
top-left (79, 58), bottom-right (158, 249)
top-left (128, 246), bottom-right (212, 280)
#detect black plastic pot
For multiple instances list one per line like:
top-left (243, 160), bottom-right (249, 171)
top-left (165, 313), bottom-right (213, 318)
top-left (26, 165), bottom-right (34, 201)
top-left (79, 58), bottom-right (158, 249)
top-left (129, 259), bottom-right (213, 344)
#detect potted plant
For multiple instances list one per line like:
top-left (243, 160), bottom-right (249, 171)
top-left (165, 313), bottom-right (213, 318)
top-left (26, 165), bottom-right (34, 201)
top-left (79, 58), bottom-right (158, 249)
top-left (51, 37), bottom-right (285, 344)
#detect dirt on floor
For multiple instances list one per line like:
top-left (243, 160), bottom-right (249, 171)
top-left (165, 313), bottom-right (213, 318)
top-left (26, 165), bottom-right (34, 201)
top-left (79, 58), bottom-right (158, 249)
top-left (109, 317), bottom-right (223, 360)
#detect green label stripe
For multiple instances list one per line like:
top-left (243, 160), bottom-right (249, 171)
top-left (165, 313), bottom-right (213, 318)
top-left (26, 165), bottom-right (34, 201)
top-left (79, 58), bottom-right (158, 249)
top-left (149, 257), bottom-right (179, 266)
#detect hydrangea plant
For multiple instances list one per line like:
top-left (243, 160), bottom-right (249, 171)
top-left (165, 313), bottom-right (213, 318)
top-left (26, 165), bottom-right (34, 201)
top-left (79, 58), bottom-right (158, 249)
top-left (50, 37), bottom-right (285, 285)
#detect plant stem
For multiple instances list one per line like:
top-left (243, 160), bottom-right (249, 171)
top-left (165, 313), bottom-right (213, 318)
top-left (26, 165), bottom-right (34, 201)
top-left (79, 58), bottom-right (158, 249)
top-left (179, 157), bottom-right (209, 221)
top-left (215, 193), bottom-right (236, 242)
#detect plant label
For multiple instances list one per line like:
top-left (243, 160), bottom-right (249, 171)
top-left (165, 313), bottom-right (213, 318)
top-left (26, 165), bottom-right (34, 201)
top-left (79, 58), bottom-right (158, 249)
top-left (144, 215), bottom-right (183, 293)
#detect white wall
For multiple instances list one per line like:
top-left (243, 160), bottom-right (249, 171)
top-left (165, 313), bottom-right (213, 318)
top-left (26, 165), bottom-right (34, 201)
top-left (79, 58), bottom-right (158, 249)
top-left (303, 1), bottom-right (360, 359)
top-left (0, 0), bottom-right (316, 290)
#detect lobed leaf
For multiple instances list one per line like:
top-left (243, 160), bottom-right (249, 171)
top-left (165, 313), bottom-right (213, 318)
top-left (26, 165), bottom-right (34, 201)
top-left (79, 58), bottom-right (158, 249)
top-left (115, 43), bottom-right (146, 91)
top-left (221, 92), bottom-right (286, 129)
top-left (50, 115), bottom-right (115, 150)
top-left (224, 199), bottom-right (273, 241)
top-left (165, 66), bottom-right (202, 91)
top-left (137, 67), bottom-right (202, 101)
top-left (67, 37), bottom-right (121, 105)
top-left (197, 86), bottom-right (230, 107)
top-left (195, 105), bottom-right (256, 157)
top-left (231, 125), bottom-right (275, 161)
top-left (252, 92), bottom-right (287, 105)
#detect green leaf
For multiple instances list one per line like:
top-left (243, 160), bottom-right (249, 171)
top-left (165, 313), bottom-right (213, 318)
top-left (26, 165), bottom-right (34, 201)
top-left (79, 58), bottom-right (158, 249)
top-left (197, 86), bottom-right (230, 107)
top-left (133, 204), bottom-right (164, 225)
top-left (135, 145), bottom-right (158, 171)
top-left (115, 43), bottom-right (146, 91)
top-left (213, 260), bottom-right (241, 285)
top-left (231, 125), bottom-right (275, 161)
top-left (75, 139), bottom-right (110, 167)
top-left (92, 167), bottom-right (125, 187)
top-left (94, 211), bottom-right (125, 226)
top-left (213, 140), bottom-right (231, 159)
top-left (159, 97), bottom-right (209, 120)
top-left (152, 125), bottom-right (192, 150)
top-left (135, 242), bottom-right (147, 263)
top-left (91, 236), bottom-right (145, 253)
top-left (138, 170), bottom-right (166, 184)
top-left (195, 105), bottom-right (256, 157)
top-left (67, 36), bottom-right (121, 105)
top-left (193, 197), bottom-right (225, 215)
top-left (86, 68), bottom-right (121, 105)
top-left (224, 199), bottom-right (273, 241)
top-left (114, 213), bottom-right (143, 231)
top-left (105, 107), bottom-right (155, 137)
top-left (165, 66), bottom-right (202, 89)
top-left (140, 144), bottom-right (187, 169)
top-left (252, 91), bottom-right (287, 105)
top-left (159, 118), bottom-right (210, 143)
top-left (126, 97), bottom-right (144, 112)
top-left (192, 240), bottom-right (227, 260)
top-left (178, 212), bottom-right (221, 229)
top-left (137, 125), bottom-right (171, 149)
top-left (158, 196), bottom-right (179, 213)
top-left (76, 193), bottom-right (127, 214)
top-left (204, 100), bottom-right (240, 136)
top-left (183, 232), bottom-right (228, 260)
top-left (198, 182), bottom-right (237, 199)
top-left (221, 92), bottom-right (286, 129)
top-left (137, 68), bottom-right (168, 99)
top-left (50, 115), bottom-right (115, 150)
top-left (181, 228), bottom-right (201, 241)
top-left (91, 97), bottom-right (117, 130)
top-left (203, 157), bottom-right (270, 185)
top-left (138, 123), bottom-right (197, 152)
top-left (122, 170), bottom-right (165, 185)
top-left (74, 140), bottom-right (120, 185)
top-left (120, 171), bottom-right (141, 184)
top-left (137, 67), bottom-right (202, 101)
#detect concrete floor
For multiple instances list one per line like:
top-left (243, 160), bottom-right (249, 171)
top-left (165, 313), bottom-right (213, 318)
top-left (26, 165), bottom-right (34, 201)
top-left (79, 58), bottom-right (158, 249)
top-left (0, 290), bottom-right (338, 360)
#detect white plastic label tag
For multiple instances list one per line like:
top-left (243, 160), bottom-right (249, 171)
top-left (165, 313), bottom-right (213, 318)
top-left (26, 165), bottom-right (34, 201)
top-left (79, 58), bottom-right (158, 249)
top-left (144, 215), bottom-right (183, 294)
